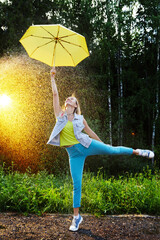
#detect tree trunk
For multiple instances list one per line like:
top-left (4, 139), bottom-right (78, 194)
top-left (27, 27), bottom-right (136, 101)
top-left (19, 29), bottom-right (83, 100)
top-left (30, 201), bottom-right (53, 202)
top-left (117, 46), bottom-right (123, 146)
top-left (116, 0), bottom-right (123, 146)
top-left (152, 43), bottom-right (159, 164)
top-left (108, 75), bottom-right (112, 145)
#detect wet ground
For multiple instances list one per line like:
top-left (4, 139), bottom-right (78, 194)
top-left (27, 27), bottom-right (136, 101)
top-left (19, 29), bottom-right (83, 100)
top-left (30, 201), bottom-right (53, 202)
top-left (0, 213), bottom-right (160, 240)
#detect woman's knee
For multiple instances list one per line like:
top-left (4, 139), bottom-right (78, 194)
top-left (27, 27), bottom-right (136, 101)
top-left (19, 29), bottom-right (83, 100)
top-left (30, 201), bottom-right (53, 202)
top-left (73, 179), bottom-right (82, 190)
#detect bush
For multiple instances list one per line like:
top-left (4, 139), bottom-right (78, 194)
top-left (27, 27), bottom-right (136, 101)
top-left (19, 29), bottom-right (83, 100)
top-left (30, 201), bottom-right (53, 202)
top-left (0, 167), bottom-right (160, 216)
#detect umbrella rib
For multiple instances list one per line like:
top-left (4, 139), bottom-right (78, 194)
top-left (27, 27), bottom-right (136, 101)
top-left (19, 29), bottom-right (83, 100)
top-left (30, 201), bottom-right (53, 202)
top-left (30, 39), bottom-right (55, 57)
top-left (60, 39), bottom-right (89, 55)
top-left (58, 41), bottom-right (75, 66)
top-left (60, 39), bottom-right (82, 48)
top-left (51, 25), bottom-right (60, 66)
top-left (52, 41), bottom-right (57, 67)
top-left (40, 26), bottom-right (56, 38)
top-left (31, 35), bottom-right (53, 40)
top-left (60, 33), bottom-right (77, 39)
top-left (57, 25), bottom-right (60, 38)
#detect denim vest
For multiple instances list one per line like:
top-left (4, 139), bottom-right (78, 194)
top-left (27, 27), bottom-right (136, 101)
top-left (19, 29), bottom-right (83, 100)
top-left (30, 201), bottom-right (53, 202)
top-left (47, 113), bottom-right (92, 148)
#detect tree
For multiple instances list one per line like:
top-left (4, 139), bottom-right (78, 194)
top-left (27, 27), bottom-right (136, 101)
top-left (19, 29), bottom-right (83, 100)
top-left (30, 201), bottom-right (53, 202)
top-left (136, 0), bottom-right (160, 155)
top-left (0, 0), bottom-right (54, 53)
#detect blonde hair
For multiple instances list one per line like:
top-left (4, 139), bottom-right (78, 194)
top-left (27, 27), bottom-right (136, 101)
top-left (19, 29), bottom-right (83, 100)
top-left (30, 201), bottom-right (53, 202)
top-left (72, 93), bottom-right (81, 115)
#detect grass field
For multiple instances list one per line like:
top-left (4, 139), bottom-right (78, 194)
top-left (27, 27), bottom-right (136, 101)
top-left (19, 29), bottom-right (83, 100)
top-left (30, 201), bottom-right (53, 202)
top-left (0, 166), bottom-right (159, 216)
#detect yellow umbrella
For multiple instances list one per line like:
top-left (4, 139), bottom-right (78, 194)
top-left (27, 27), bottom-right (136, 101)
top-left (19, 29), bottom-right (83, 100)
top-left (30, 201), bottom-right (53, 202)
top-left (19, 24), bottom-right (89, 67)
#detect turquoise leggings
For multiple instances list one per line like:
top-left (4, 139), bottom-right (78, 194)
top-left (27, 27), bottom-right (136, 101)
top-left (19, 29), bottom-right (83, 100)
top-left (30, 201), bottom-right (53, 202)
top-left (66, 139), bottom-right (133, 208)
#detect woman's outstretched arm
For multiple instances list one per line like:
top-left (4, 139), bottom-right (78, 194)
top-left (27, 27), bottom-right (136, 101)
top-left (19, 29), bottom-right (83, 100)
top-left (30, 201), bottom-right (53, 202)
top-left (83, 118), bottom-right (103, 142)
top-left (50, 67), bottom-right (62, 118)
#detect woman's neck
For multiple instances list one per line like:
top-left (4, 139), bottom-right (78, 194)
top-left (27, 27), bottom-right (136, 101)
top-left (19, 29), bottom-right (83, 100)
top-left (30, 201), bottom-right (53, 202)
top-left (65, 106), bottom-right (75, 115)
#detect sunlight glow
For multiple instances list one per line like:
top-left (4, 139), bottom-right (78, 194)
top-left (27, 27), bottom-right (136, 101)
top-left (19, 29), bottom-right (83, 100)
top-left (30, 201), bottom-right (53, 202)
top-left (0, 94), bottom-right (11, 107)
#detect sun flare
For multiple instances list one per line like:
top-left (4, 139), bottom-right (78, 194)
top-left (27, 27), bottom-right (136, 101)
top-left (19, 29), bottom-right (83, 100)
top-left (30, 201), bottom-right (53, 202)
top-left (0, 94), bottom-right (11, 107)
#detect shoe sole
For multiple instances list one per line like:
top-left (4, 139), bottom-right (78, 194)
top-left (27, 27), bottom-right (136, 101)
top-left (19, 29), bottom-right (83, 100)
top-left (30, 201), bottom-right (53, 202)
top-left (69, 216), bottom-right (83, 232)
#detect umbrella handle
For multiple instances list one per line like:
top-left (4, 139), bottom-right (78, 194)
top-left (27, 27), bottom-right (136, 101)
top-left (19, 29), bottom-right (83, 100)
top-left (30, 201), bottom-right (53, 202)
top-left (52, 43), bottom-right (56, 67)
top-left (53, 55), bottom-right (56, 68)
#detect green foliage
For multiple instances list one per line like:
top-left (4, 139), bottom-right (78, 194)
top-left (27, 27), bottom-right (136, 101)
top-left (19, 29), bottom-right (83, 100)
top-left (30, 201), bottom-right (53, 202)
top-left (0, 0), bottom-right (160, 173)
top-left (0, 168), bottom-right (160, 216)
top-left (0, 0), bottom-right (56, 54)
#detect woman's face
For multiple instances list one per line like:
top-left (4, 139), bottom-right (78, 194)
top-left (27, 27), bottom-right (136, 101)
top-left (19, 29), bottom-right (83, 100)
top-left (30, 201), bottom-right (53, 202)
top-left (65, 97), bottom-right (77, 108)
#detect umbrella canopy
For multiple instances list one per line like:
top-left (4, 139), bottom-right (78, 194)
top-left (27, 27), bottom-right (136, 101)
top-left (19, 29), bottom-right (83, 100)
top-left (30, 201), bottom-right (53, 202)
top-left (19, 24), bottom-right (89, 67)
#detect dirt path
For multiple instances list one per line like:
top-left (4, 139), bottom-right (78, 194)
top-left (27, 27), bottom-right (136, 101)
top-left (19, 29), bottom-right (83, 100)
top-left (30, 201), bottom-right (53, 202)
top-left (0, 213), bottom-right (160, 240)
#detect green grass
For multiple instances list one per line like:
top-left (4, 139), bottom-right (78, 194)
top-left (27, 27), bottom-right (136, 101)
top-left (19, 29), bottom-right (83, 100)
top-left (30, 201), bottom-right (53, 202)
top-left (0, 166), bottom-right (160, 216)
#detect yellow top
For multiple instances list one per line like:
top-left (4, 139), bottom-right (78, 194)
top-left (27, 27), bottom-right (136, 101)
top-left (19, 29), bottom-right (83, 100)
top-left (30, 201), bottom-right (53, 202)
top-left (60, 121), bottom-right (79, 146)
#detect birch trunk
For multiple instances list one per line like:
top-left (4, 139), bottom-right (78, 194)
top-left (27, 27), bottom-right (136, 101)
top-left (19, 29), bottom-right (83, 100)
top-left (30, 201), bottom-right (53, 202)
top-left (117, 47), bottom-right (123, 146)
top-left (108, 76), bottom-right (112, 145)
top-left (151, 2), bottom-right (160, 163)
top-left (152, 43), bottom-right (159, 164)
top-left (116, 0), bottom-right (123, 146)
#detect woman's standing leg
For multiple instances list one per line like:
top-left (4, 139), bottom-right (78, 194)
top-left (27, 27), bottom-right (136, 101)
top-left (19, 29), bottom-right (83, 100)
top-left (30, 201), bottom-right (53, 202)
top-left (69, 155), bottom-right (85, 210)
top-left (66, 145), bottom-right (85, 231)
top-left (68, 140), bottom-right (133, 221)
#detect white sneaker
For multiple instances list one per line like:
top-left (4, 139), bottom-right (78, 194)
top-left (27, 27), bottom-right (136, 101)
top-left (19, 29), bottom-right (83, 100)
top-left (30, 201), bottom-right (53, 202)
top-left (136, 149), bottom-right (154, 159)
top-left (69, 214), bottom-right (83, 231)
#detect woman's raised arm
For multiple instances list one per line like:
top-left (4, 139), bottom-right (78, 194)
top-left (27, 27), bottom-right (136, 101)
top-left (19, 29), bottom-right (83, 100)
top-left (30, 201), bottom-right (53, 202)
top-left (50, 67), bottom-right (62, 118)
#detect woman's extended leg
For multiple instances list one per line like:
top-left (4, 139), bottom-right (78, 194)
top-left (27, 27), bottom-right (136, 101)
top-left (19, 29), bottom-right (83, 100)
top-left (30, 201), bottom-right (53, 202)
top-left (83, 139), bottom-right (133, 156)
top-left (82, 139), bottom-right (154, 158)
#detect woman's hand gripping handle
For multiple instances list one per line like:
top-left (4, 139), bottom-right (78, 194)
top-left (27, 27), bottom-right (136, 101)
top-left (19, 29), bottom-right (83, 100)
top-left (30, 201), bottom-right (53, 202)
top-left (50, 67), bottom-right (57, 94)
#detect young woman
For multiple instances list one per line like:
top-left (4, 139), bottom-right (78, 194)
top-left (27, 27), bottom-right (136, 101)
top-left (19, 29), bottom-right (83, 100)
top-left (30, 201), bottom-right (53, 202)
top-left (47, 67), bottom-right (154, 232)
